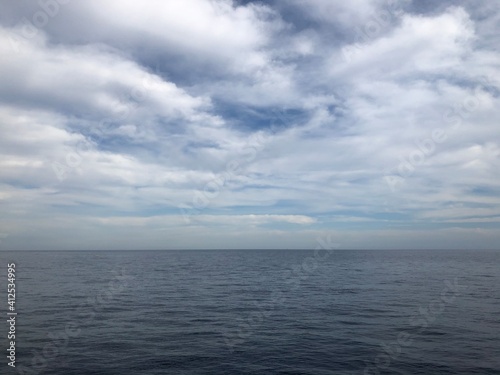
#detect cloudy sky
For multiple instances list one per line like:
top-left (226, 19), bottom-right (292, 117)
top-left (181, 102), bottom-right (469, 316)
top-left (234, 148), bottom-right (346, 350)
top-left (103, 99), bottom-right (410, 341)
top-left (0, 0), bottom-right (499, 250)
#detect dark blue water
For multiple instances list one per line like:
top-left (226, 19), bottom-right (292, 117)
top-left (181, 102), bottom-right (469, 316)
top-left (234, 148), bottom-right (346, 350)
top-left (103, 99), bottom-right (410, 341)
top-left (0, 250), bottom-right (499, 374)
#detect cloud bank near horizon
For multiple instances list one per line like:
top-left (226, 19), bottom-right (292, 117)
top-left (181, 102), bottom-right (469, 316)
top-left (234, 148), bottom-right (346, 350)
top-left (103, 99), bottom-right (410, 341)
top-left (0, 0), bottom-right (499, 250)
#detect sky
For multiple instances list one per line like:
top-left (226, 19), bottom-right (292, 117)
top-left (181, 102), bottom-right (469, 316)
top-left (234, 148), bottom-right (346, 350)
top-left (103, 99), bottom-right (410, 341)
top-left (0, 0), bottom-right (499, 250)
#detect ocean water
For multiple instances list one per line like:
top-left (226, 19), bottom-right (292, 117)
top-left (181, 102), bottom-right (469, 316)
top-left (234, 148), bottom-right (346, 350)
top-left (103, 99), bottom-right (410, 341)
top-left (0, 250), bottom-right (499, 375)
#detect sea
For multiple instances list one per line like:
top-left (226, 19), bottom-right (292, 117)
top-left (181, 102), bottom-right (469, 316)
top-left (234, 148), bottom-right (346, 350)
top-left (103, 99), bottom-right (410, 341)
top-left (0, 250), bottom-right (498, 375)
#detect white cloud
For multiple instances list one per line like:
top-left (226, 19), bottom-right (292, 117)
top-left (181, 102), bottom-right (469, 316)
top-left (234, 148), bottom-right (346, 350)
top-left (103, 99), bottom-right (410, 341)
top-left (332, 7), bottom-right (475, 79)
top-left (0, 1), bottom-right (499, 250)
